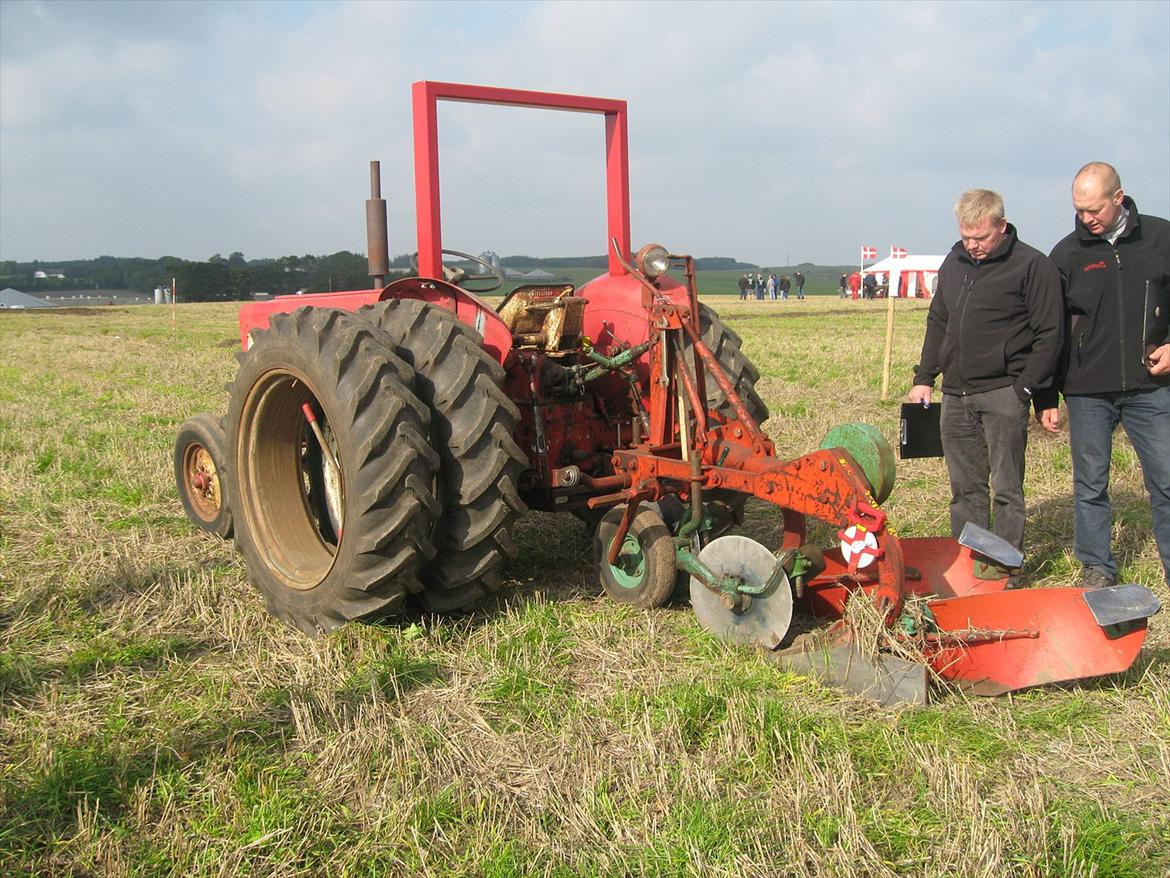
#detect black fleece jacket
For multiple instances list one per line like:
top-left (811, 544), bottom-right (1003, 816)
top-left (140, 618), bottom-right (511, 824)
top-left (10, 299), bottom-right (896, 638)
top-left (913, 224), bottom-right (1064, 402)
top-left (1047, 197), bottom-right (1170, 396)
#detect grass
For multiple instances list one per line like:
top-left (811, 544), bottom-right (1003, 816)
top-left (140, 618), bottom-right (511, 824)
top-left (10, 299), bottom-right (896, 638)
top-left (1, 298), bottom-right (1168, 877)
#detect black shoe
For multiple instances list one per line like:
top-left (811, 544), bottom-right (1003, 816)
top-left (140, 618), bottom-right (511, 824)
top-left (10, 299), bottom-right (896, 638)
top-left (1078, 567), bottom-right (1116, 589)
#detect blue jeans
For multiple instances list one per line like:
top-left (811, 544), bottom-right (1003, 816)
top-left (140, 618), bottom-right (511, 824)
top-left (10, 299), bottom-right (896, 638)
top-left (940, 385), bottom-right (1030, 552)
top-left (1065, 386), bottom-right (1170, 582)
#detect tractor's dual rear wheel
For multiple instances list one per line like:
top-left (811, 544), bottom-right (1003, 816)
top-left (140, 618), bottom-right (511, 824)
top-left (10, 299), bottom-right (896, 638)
top-left (594, 504), bottom-right (676, 609)
top-left (226, 308), bottom-right (441, 635)
top-left (685, 302), bottom-right (771, 538)
top-left (689, 302), bottom-right (769, 425)
top-left (174, 413), bottom-right (234, 538)
top-left (357, 299), bottom-right (528, 613)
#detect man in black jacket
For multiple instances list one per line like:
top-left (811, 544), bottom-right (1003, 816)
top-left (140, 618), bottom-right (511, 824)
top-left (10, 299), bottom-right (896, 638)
top-left (908, 189), bottom-right (1063, 562)
top-left (1042, 162), bottom-right (1170, 588)
top-left (862, 272), bottom-right (876, 300)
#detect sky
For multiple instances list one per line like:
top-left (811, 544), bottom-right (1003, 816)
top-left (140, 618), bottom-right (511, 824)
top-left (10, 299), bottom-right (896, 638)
top-left (1, 0), bottom-right (1168, 267)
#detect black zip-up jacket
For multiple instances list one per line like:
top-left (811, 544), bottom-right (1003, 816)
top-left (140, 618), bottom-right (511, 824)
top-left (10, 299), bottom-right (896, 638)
top-left (913, 224), bottom-right (1064, 401)
top-left (1048, 197), bottom-right (1170, 396)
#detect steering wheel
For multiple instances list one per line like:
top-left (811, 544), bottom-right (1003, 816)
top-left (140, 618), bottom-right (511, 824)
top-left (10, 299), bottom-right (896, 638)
top-left (409, 248), bottom-right (504, 292)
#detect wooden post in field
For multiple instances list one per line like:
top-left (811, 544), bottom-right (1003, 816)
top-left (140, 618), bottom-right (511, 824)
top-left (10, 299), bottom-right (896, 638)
top-left (881, 292), bottom-right (895, 400)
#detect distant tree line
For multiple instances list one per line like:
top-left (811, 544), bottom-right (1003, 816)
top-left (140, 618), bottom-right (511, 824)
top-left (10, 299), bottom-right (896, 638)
top-left (694, 257), bottom-right (759, 270)
top-left (0, 252), bottom-right (418, 302)
top-left (0, 252), bottom-right (767, 302)
top-left (499, 255), bottom-right (760, 271)
top-left (500, 255), bottom-right (609, 269)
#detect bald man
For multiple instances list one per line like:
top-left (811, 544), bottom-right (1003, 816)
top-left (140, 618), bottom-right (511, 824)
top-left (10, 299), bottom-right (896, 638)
top-left (1044, 162), bottom-right (1170, 588)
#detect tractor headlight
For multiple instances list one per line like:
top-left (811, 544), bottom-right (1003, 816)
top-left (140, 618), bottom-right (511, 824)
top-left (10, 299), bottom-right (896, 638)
top-left (635, 243), bottom-right (671, 280)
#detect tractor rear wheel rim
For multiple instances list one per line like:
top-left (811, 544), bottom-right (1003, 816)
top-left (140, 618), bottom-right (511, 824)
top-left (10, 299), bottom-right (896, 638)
top-left (610, 535), bottom-right (647, 589)
top-left (238, 368), bottom-right (340, 591)
top-left (183, 444), bottom-right (221, 523)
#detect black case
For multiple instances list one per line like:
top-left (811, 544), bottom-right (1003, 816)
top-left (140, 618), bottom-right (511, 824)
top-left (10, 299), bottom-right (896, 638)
top-left (899, 403), bottom-right (943, 459)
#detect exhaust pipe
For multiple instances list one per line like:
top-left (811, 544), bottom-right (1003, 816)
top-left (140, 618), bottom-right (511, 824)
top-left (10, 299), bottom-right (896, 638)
top-left (366, 160), bottom-right (390, 288)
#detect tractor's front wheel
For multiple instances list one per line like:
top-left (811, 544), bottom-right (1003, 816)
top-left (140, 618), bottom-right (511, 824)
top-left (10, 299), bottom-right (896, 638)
top-left (174, 413), bottom-right (234, 538)
top-left (594, 504), bottom-right (676, 609)
top-left (225, 308), bottom-right (441, 635)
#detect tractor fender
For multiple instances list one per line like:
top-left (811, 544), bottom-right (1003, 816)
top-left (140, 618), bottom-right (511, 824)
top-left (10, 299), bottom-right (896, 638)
top-left (239, 289), bottom-right (384, 350)
top-left (237, 278), bottom-right (513, 363)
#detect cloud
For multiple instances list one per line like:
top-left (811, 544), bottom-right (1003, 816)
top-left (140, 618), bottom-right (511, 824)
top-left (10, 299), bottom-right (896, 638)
top-left (1, 0), bottom-right (1166, 263)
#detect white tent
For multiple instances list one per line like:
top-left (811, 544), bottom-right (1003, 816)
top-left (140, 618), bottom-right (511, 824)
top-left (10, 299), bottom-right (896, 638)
top-left (0, 287), bottom-right (57, 308)
top-left (862, 255), bottom-right (945, 298)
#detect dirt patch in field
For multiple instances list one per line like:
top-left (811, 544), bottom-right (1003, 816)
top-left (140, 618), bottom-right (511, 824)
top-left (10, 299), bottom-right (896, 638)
top-left (759, 307), bottom-right (893, 318)
top-left (2, 307), bottom-right (127, 316)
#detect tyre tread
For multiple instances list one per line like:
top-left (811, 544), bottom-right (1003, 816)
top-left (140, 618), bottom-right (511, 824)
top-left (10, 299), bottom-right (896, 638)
top-left (358, 299), bottom-right (528, 612)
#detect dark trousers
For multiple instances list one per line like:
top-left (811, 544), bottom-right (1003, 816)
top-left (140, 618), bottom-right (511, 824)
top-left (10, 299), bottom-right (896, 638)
top-left (1065, 386), bottom-right (1170, 582)
top-left (940, 385), bottom-right (1030, 552)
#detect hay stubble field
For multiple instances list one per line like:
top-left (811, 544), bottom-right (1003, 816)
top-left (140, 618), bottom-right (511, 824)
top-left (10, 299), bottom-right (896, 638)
top-left (1, 296), bottom-right (1167, 877)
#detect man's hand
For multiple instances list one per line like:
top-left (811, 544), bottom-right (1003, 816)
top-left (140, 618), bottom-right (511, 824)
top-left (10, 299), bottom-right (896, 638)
top-left (907, 385), bottom-right (933, 406)
top-left (1146, 343), bottom-right (1170, 376)
top-left (1040, 407), bottom-right (1061, 433)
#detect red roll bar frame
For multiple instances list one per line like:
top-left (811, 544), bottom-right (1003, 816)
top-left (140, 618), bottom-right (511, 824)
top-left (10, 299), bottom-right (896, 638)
top-left (411, 81), bottom-right (631, 280)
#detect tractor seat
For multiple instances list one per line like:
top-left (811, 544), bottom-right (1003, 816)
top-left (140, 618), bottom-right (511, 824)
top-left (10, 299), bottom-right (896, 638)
top-left (497, 285), bottom-right (587, 351)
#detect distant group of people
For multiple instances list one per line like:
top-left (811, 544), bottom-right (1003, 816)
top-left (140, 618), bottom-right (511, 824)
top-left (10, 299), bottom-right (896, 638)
top-left (907, 162), bottom-right (1168, 591)
top-left (838, 271), bottom-right (886, 299)
top-left (738, 270), bottom-right (805, 300)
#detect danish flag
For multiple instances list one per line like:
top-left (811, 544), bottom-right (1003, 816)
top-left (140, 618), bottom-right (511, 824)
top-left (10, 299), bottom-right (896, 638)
top-left (891, 246), bottom-right (908, 258)
top-left (861, 246), bottom-right (878, 261)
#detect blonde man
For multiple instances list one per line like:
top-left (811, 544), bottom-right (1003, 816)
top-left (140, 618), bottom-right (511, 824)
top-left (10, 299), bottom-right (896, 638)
top-left (908, 190), bottom-right (1063, 574)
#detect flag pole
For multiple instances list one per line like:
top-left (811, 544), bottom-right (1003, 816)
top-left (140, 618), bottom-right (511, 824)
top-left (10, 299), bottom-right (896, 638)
top-left (880, 247), bottom-right (898, 400)
top-left (881, 282), bottom-right (895, 399)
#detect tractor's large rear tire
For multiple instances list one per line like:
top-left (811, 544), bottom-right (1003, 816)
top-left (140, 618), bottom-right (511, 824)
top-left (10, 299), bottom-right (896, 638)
top-left (689, 302), bottom-right (769, 424)
top-left (358, 299), bottom-right (528, 612)
top-left (225, 308), bottom-right (441, 635)
top-left (685, 303), bottom-right (770, 536)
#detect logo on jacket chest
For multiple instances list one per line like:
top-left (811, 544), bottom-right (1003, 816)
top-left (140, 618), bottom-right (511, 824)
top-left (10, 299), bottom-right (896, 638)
top-left (1082, 261), bottom-right (1107, 273)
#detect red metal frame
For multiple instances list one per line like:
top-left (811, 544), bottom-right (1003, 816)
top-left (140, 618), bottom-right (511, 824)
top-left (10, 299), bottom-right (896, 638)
top-left (241, 81), bottom-right (633, 362)
top-left (412, 81), bottom-right (630, 279)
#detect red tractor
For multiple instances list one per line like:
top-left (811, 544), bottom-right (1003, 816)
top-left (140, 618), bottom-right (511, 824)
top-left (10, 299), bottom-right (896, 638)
top-left (176, 82), bottom-right (1159, 701)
